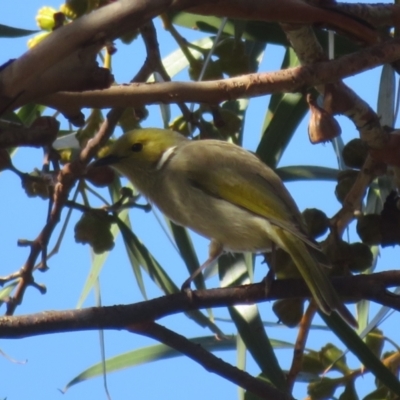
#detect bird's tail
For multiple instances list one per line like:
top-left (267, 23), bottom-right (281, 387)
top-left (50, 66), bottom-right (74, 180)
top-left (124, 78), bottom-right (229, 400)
top-left (276, 229), bottom-right (358, 328)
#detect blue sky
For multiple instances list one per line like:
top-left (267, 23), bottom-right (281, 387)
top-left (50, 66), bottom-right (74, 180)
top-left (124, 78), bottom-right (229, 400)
top-left (1, 1), bottom-right (398, 399)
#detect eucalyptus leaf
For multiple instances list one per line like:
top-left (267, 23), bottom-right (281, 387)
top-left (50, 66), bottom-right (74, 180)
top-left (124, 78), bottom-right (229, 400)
top-left (168, 12), bottom-right (361, 57)
top-left (0, 24), bottom-right (37, 38)
top-left (63, 335), bottom-right (237, 391)
top-left (377, 64), bottom-right (395, 127)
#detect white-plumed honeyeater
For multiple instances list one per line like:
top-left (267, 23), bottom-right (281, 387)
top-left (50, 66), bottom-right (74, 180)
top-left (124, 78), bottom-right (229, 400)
top-left (95, 128), bottom-right (356, 327)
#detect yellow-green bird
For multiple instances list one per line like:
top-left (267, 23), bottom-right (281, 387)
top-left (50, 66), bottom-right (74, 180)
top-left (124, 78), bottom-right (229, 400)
top-left (95, 128), bottom-right (356, 327)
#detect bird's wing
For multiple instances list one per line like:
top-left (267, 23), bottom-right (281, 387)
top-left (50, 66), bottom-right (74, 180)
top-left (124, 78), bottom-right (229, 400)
top-left (175, 140), bottom-right (318, 249)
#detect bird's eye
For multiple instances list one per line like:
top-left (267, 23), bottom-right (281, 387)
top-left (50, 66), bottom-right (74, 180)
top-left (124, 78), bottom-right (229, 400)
top-left (131, 143), bottom-right (143, 152)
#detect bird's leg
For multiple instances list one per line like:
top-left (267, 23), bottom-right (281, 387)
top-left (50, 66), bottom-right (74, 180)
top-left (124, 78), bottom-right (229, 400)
top-left (181, 241), bottom-right (224, 291)
top-left (263, 242), bottom-right (276, 295)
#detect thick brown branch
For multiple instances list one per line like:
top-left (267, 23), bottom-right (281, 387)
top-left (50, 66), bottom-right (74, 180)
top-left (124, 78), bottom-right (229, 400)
top-left (0, 0), bottom-right (184, 110)
top-left (0, 117), bottom-right (59, 149)
top-left (0, 0), bottom-right (385, 114)
top-left (38, 38), bottom-right (400, 127)
top-left (0, 271), bottom-right (399, 338)
top-left (188, 0), bottom-right (379, 44)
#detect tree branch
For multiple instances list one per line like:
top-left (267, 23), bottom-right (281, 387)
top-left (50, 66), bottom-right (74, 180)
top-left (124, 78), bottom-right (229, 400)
top-left (0, 0), bottom-right (386, 114)
top-left (128, 321), bottom-right (291, 400)
top-left (37, 37), bottom-right (400, 130)
top-left (0, 271), bottom-right (399, 338)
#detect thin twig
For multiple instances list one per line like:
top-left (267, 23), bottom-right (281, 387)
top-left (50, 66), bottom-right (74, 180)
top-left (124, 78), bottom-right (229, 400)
top-left (127, 321), bottom-right (291, 400)
top-left (287, 301), bottom-right (318, 391)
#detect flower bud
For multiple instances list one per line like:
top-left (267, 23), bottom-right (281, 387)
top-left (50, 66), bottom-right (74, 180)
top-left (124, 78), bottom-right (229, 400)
top-left (36, 7), bottom-right (58, 30)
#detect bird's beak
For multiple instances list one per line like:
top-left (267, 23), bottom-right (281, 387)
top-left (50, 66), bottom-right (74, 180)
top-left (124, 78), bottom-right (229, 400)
top-left (92, 154), bottom-right (121, 167)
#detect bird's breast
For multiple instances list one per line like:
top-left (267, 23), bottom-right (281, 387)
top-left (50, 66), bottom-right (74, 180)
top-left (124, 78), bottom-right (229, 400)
top-left (147, 173), bottom-right (273, 253)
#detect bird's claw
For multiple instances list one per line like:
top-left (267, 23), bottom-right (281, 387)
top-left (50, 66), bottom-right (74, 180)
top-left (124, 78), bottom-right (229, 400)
top-left (262, 269), bottom-right (275, 297)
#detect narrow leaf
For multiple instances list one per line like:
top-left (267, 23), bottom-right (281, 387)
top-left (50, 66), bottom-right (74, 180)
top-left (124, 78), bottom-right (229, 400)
top-left (276, 165), bottom-right (339, 182)
top-left (17, 103), bottom-right (46, 126)
top-left (64, 335), bottom-right (237, 390)
top-left (76, 209), bottom-right (128, 309)
top-left (219, 254), bottom-right (288, 392)
top-left (377, 64), bottom-right (395, 127)
top-left (0, 24), bottom-right (37, 38)
top-left (257, 93), bottom-right (308, 168)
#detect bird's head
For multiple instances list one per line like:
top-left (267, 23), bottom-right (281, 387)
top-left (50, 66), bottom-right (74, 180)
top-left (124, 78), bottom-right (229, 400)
top-left (94, 128), bottom-right (187, 178)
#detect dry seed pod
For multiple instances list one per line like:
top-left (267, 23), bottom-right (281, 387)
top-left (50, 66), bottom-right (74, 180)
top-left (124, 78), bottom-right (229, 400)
top-left (379, 191), bottom-right (400, 246)
top-left (308, 378), bottom-right (337, 400)
top-left (307, 94), bottom-right (341, 144)
top-left (302, 208), bottom-right (329, 238)
top-left (348, 242), bottom-right (373, 273)
top-left (335, 170), bottom-right (359, 204)
top-left (324, 238), bottom-right (352, 267)
top-left (74, 211), bottom-right (115, 254)
top-left (86, 165), bottom-right (115, 187)
top-left (301, 352), bottom-right (325, 375)
top-left (342, 138), bottom-right (369, 169)
top-left (271, 248), bottom-right (301, 280)
top-left (272, 298), bottom-right (304, 327)
top-left (21, 170), bottom-right (51, 200)
top-left (356, 214), bottom-right (382, 246)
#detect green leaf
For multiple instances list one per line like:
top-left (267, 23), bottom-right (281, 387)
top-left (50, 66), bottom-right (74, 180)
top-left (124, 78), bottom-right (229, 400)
top-left (147, 37), bottom-right (214, 83)
top-left (365, 177), bottom-right (394, 214)
top-left (115, 216), bottom-right (178, 294)
top-left (219, 254), bottom-right (288, 392)
top-left (63, 335), bottom-right (237, 391)
top-left (0, 111), bottom-right (22, 125)
top-left (117, 215), bottom-right (148, 299)
top-left (308, 376), bottom-right (338, 399)
top-left (0, 24), bottom-right (37, 38)
top-left (17, 103), bottom-right (46, 126)
top-left (168, 12), bottom-right (363, 57)
top-left (258, 82), bottom-right (304, 166)
top-left (215, 316), bottom-right (330, 330)
top-left (0, 282), bottom-right (18, 306)
top-left (276, 165), bottom-right (339, 182)
top-left (331, 134), bottom-right (347, 170)
top-left (229, 306), bottom-right (287, 392)
top-left (339, 379), bottom-right (358, 400)
top-left (114, 216), bottom-right (224, 335)
top-left (257, 49), bottom-right (308, 168)
top-left (0, 112), bottom-right (23, 160)
top-left (76, 209), bottom-right (128, 309)
top-left (362, 385), bottom-right (389, 400)
top-left (165, 220), bottom-right (204, 290)
top-left (225, 40), bottom-right (266, 145)
top-left (153, 72), bottom-right (171, 127)
top-left (237, 334), bottom-right (246, 400)
top-left (320, 343), bottom-right (350, 375)
top-left (320, 312), bottom-right (400, 396)
top-left (377, 64), bottom-right (395, 127)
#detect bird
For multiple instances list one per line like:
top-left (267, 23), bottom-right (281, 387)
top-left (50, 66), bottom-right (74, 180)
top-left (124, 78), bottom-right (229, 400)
top-left (94, 127), bottom-right (356, 327)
